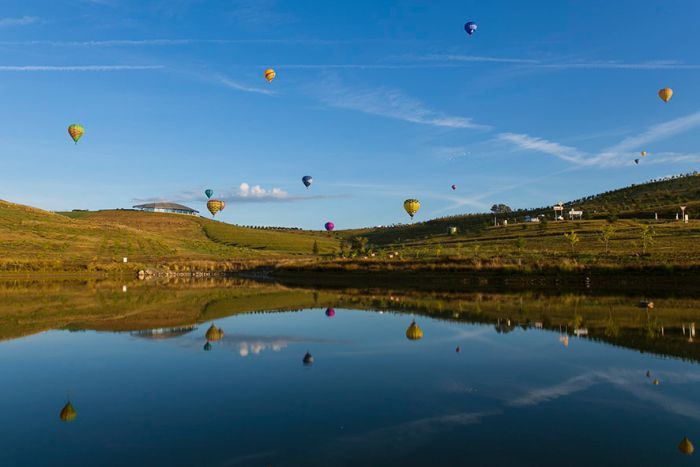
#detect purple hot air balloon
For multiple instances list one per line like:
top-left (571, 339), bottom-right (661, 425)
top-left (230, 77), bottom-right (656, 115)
top-left (325, 308), bottom-right (335, 317)
top-left (464, 21), bottom-right (477, 36)
top-left (324, 222), bottom-right (334, 232)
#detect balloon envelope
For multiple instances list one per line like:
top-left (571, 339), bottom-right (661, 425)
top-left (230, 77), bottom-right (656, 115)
top-left (60, 402), bottom-right (77, 422)
top-left (325, 308), bottom-right (335, 317)
top-left (67, 124), bottom-right (84, 144)
top-left (451, 184), bottom-right (457, 190)
top-left (324, 222), bottom-right (334, 232)
top-left (264, 68), bottom-right (276, 83)
top-left (404, 199), bottom-right (421, 219)
top-left (302, 175), bottom-right (313, 188)
top-left (464, 21), bottom-right (477, 35)
top-left (207, 200), bottom-right (225, 216)
top-left (205, 189), bottom-right (214, 199)
top-left (658, 88), bottom-right (673, 103)
top-left (640, 151), bottom-right (647, 157)
top-left (634, 159), bottom-right (640, 165)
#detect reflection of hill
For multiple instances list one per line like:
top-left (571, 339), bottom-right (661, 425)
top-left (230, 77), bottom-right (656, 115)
top-left (1, 278), bottom-right (699, 363)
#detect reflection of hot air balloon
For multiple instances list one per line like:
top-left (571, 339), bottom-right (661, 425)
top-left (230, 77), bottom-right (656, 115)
top-left (678, 437), bottom-right (694, 455)
top-left (653, 378), bottom-right (660, 385)
top-left (203, 341), bottom-right (212, 351)
top-left (264, 68), bottom-right (276, 83)
top-left (464, 21), bottom-right (478, 36)
top-left (324, 222), bottom-right (334, 232)
top-left (635, 159), bottom-right (640, 165)
top-left (60, 402), bottom-right (77, 422)
top-left (207, 200), bottom-right (225, 217)
top-left (303, 351), bottom-right (314, 365)
top-left (659, 88), bottom-right (673, 103)
top-left (67, 124), bottom-right (84, 144)
top-left (302, 175), bottom-right (313, 188)
top-left (406, 320), bottom-right (423, 340)
top-left (403, 199), bottom-right (420, 219)
top-left (451, 184), bottom-right (457, 190)
top-left (205, 324), bottom-right (223, 341)
top-left (456, 346), bottom-right (461, 353)
top-left (325, 308), bottom-right (335, 317)
top-left (205, 189), bottom-right (214, 199)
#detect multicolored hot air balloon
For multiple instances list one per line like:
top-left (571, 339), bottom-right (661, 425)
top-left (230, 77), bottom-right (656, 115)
top-left (324, 222), bottom-right (334, 232)
top-left (451, 184), bottom-right (457, 191)
top-left (205, 189), bottom-right (214, 199)
top-left (659, 88), bottom-right (673, 103)
top-left (264, 68), bottom-right (276, 83)
top-left (59, 402), bottom-right (77, 422)
top-left (404, 199), bottom-right (420, 219)
top-left (640, 151), bottom-right (648, 157)
top-left (207, 200), bottom-right (225, 217)
top-left (406, 320), bottom-right (423, 340)
top-left (464, 21), bottom-right (478, 36)
top-left (302, 175), bottom-right (313, 188)
top-left (325, 308), bottom-right (335, 317)
top-left (67, 124), bottom-right (84, 144)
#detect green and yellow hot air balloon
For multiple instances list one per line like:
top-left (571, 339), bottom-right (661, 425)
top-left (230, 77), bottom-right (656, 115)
top-left (205, 324), bottom-right (224, 341)
top-left (406, 320), bottom-right (423, 341)
top-left (678, 436), bottom-right (694, 455)
top-left (207, 200), bottom-right (225, 217)
top-left (59, 401), bottom-right (77, 422)
top-left (403, 199), bottom-right (420, 219)
top-left (67, 124), bottom-right (84, 144)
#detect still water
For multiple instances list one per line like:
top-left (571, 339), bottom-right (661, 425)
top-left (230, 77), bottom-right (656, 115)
top-left (0, 279), bottom-right (698, 466)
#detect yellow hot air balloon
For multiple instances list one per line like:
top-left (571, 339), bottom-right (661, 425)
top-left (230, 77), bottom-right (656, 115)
top-left (67, 124), bottom-right (84, 144)
top-left (678, 436), bottom-right (694, 455)
top-left (205, 324), bottom-right (223, 341)
top-left (406, 320), bottom-right (423, 340)
top-left (207, 200), bottom-right (225, 217)
top-left (59, 401), bottom-right (77, 422)
top-left (264, 68), bottom-right (276, 83)
top-left (403, 199), bottom-right (420, 219)
top-left (640, 151), bottom-right (647, 157)
top-left (658, 88), bottom-right (673, 103)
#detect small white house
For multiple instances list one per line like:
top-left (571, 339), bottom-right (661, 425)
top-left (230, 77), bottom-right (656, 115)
top-left (569, 209), bottom-right (583, 220)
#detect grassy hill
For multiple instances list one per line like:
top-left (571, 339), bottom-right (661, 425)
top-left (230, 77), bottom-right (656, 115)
top-left (0, 202), bottom-right (338, 272)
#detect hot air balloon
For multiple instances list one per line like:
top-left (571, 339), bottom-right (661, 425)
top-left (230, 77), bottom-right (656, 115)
top-left (406, 320), bottom-right (423, 340)
top-left (635, 159), bottom-right (640, 165)
top-left (303, 351), bottom-right (314, 365)
top-left (451, 184), bottom-right (457, 190)
top-left (264, 68), bottom-right (276, 83)
top-left (678, 437), bottom-right (695, 455)
top-left (464, 21), bottom-right (478, 36)
top-left (640, 151), bottom-right (647, 157)
top-left (659, 88), bottom-right (673, 103)
top-left (205, 189), bottom-right (214, 199)
top-left (324, 222), bottom-right (334, 232)
top-left (403, 199), bottom-right (421, 219)
top-left (59, 402), bottom-right (77, 422)
top-left (302, 175), bottom-right (313, 188)
top-left (207, 200), bottom-right (225, 217)
top-left (67, 124), bottom-right (84, 144)
top-left (205, 324), bottom-right (223, 341)
top-left (325, 308), bottom-right (335, 317)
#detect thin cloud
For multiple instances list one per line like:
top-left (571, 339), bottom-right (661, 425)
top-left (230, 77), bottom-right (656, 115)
top-left (498, 132), bottom-right (587, 164)
top-left (541, 60), bottom-right (700, 70)
top-left (0, 16), bottom-right (40, 27)
top-left (602, 111), bottom-right (700, 156)
top-left (140, 184), bottom-right (345, 205)
top-left (0, 65), bottom-right (163, 72)
top-left (228, 0), bottom-right (295, 27)
top-left (217, 75), bottom-right (275, 95)
top-left (315, 79), bottom-right (489, 130)
top-left (417, 54), bottom-right (541, 65)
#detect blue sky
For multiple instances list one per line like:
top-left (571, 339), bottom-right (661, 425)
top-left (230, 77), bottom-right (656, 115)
top-left (1, 0), bottom-right (700, 229)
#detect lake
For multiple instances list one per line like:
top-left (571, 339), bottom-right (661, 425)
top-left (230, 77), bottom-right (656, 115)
top-left (0, 278), bottom-right (698, 466)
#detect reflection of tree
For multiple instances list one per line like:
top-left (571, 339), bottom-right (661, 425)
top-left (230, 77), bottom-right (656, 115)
top-left (495, 319), bottom-right (516, 334)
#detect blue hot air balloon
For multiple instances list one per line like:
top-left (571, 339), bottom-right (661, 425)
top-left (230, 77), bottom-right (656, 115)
top-left (464, 21), bottom-right (477, 36)
top-left (302, 175), bottom-right (313, 188)
top-left (205, 189), bottom-right (214, 199)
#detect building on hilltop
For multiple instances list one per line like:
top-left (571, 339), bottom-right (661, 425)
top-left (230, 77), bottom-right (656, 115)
top-left (132, 202), bottom-right (199, 215)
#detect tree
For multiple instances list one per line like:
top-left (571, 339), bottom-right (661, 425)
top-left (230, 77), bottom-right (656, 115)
top-left (563, 230), bottom-right (580, 254)
top-left (312, 240), bottom-right (319, 255)
top-left (491, 204), bottom-right (513, 214)
top-left (350, 236), bottom-right (369, 254)
top-left (516, 237), bottom-right (526, 255)
top-left (640, 225), bottom-right (655, 255)
top-left (599, 224), bottom-right (615, 254)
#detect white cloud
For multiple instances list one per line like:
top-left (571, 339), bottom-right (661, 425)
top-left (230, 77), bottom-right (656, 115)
top-left (237, 182), bottom-right (287, 200)
top-left (315, 80), bottom-right (488, 130)
top-left (498, 132), bottom-right (587, 164)
top-left (218, 75), bottom-right (275, 95)
top-left (601, 111), bottom-right (700, 156)
top-left (417, 54), bottom-right (540, 65)
top-left (0, 16), bottom-right (40, 27)
top-left (0, 65), bottom-right (163, 72)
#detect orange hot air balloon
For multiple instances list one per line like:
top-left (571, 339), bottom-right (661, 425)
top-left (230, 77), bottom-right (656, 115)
top-left (658, 88), bottom-right (673, 103)
top-left (59, 402), bottom-right (77, 422)
top-left (207, 200), bottom-right (225, 217)
top-left (264, 68), bottom-right (276, 83)
top-left (67, 124), bottom-right (84, 144)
